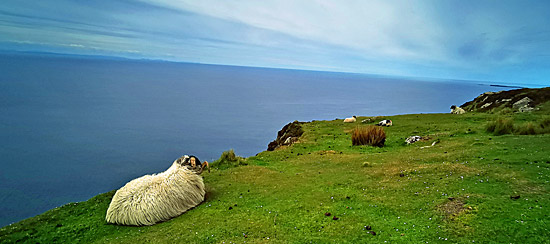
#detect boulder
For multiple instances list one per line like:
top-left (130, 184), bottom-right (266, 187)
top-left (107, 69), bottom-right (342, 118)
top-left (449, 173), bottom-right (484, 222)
top-left (513, 97), bottom-right (534, 112)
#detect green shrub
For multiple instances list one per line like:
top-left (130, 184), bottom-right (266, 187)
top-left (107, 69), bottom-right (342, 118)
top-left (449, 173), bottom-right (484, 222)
top-left (539, 117), bottom-right (550, 132)
top-left (486, 121), bottom-right (497, 133)
top-left (352, 126), bottom-right (386, 147)
top-left (516, 122), bottom-right (538, 135)
top-left (486, 117), bottom-right (515, 135)
top-left (487, 116), bottom-right (550, 135)
top-left (212, 149), bottom-right (247, 169)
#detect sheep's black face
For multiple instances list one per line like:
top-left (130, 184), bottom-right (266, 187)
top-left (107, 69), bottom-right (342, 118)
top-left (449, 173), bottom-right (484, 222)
top-left (176, 156), bottom-right (189, 166)
top-left (450, 105), bottom-right (456, 109)
top-left (189, 157), bottom-right (197, 167)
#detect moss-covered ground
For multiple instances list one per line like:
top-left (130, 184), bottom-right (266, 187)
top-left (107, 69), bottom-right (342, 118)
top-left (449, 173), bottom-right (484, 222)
top-left (2, 111), bottom-right (550, 243)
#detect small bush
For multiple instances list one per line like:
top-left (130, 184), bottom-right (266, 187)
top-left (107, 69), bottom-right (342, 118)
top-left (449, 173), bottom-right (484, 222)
top-left (539, 117), bottom-right (550, 131)
top-left (486, 117), bottom-right (514, 135)
top-left (352, 126), bottom-right (386, 147)
top-left (516, 122), bottom-right (538, 135)
top-left (486, 116), bottom-right (550, 135)
top-left (486, 121), bottom-right (497, 133)
top-left (212, 149), bottom-right (247, 169)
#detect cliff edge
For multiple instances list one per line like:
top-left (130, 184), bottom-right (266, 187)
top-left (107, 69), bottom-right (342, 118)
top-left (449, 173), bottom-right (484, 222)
top-left (267, 121), bottom-right (304, 151)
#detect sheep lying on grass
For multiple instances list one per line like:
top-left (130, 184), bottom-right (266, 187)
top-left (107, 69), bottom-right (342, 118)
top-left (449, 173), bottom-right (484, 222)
top-left (405, 136), bottom-right (422, 144)
top-left (106, 155), bottom-right (206, 226)
top-left (344, 116), bottom-right (357, 123)
top-left (450, 105), bottom-right (466, 114)
top-left (361, 118), bottom-right (373, 123)
top-left (377, 119), bottom-right (393, 127)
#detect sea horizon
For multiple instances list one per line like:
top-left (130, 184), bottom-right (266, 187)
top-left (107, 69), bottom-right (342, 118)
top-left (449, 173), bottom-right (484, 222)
top-left (1, 50), bottom-right (543, 89)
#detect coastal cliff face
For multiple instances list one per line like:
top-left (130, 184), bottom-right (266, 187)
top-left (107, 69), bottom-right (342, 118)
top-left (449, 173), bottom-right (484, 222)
top-left (461, 87), bottom-right (550, 112)
top-left (267, 121), bottom-right (304, 151)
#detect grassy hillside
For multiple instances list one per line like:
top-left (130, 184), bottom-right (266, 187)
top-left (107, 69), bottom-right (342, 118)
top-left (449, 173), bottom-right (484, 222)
top-left (2, 109), bottom-right (550, 243)
top-left (461, 87), bottom-right (550, 112)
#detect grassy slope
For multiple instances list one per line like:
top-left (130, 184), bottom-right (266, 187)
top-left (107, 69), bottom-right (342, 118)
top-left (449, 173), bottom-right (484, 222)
top-left (1, 112), bottom-right (550, 243)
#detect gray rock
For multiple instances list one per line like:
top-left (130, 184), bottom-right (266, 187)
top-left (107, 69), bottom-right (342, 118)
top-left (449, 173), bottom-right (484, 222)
top-left (513, 97), bottom-right (534, 112)
top-left (284, 137), bottom-right (293, 145)
top-left (480, 102), bottom-right (492, 109)
top-left (519, 107), bottom-right (535, 112)
top-left (513, 97), bottom-right (533, 108)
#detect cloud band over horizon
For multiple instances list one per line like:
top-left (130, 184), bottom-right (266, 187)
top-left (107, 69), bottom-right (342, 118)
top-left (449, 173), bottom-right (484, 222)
top-left (1, 0), bottom-right (549, 86)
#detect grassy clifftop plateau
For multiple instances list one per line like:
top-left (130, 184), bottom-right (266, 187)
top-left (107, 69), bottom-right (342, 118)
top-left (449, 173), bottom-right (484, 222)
top-left (2, 89), bottom-right (550, 243)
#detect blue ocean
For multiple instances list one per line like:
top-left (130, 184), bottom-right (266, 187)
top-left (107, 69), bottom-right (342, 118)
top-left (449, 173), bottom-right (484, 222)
top-left (0, 53), bottom-right (508, 227)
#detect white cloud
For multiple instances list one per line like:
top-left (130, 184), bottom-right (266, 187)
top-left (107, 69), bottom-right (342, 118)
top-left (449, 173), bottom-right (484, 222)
top-left (2, 0), bottom-right (549, 84)
top-left (140, 0), bottom-right (447, 61)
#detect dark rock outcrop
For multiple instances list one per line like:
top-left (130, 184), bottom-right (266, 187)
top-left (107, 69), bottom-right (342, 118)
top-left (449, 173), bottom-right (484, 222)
top-left (267, 121), bottom-right (304, 151)
top-left (461, 87), bottom-right (550, 112)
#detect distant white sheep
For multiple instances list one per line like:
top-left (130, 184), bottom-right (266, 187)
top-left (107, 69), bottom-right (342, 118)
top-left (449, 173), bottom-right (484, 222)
top-left (450, 105), bottom-right (466, 114)
top-left (344, 116), bottom-right (357, 123)
top-left (377, 119), bottom-right (393, 127)
top-left (405, 136), bottom-right (422, 144)
top-left (106, 155), bottom-right (206, 226)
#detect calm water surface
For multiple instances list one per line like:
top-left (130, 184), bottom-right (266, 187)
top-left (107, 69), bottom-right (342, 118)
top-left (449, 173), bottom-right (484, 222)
top-left (0, 53), bottom-right (507, 226)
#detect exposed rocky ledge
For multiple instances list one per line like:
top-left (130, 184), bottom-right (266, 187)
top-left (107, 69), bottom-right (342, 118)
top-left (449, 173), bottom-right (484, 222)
top-left (267, 121), bottom-right (304, 151)
top-left (461, 87), bottom-right (550, 112)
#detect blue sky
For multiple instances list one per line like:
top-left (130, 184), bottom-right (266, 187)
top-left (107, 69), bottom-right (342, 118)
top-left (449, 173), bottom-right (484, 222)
top-left (1, 0), bottom-right (549, 86)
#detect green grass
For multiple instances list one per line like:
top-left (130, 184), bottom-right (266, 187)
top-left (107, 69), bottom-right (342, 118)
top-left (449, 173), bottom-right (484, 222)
top-left (2, 112), bottom-right (550, 243)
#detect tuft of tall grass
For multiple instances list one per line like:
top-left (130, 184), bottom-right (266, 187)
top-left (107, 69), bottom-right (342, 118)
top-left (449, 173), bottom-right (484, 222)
top-left (486, 117), bottom-right (515, 135)
top-left (487, 116), bottom-right (550, 135)
top-left (212, 149), bottom-right (247, 169)
top-left (499, 107), bottom-right (514, 115)
top-left (516, 122), bottom-right (537, 135)
top-left (351, 126), bottom-right (386, 147)
top-left (539, 117), bottom-right (550, 132)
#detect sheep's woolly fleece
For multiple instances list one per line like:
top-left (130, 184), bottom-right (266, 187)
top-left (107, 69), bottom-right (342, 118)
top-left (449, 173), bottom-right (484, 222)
top-left (451, 106), bottom-right (466, 114)
top-left (344, 116), bottom-right (357, 123)
top-left (106, 156), bottom-right (205, 226)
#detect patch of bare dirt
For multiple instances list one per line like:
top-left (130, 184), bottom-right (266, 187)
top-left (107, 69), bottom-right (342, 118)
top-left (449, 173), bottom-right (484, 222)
top-left (438, 198), bottom-right (470, 220)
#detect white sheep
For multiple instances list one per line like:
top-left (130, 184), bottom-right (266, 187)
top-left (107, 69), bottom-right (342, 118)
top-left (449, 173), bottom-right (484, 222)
top-left (450, 105), bottom-right (466, 114)
top-left (105, 155), bottom-right (206, 226)
top-left (344, 116), bottom-right (357, 123)
top-left (405, 136), bottom-right (422, 144)
top-left (377, 119), bottom-right (393, 127)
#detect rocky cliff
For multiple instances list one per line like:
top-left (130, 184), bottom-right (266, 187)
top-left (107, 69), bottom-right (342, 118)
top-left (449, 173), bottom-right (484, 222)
top-left (461, 87), bottom-right (550, 112)
top-left (267, 121), bottom-right (304, 151)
